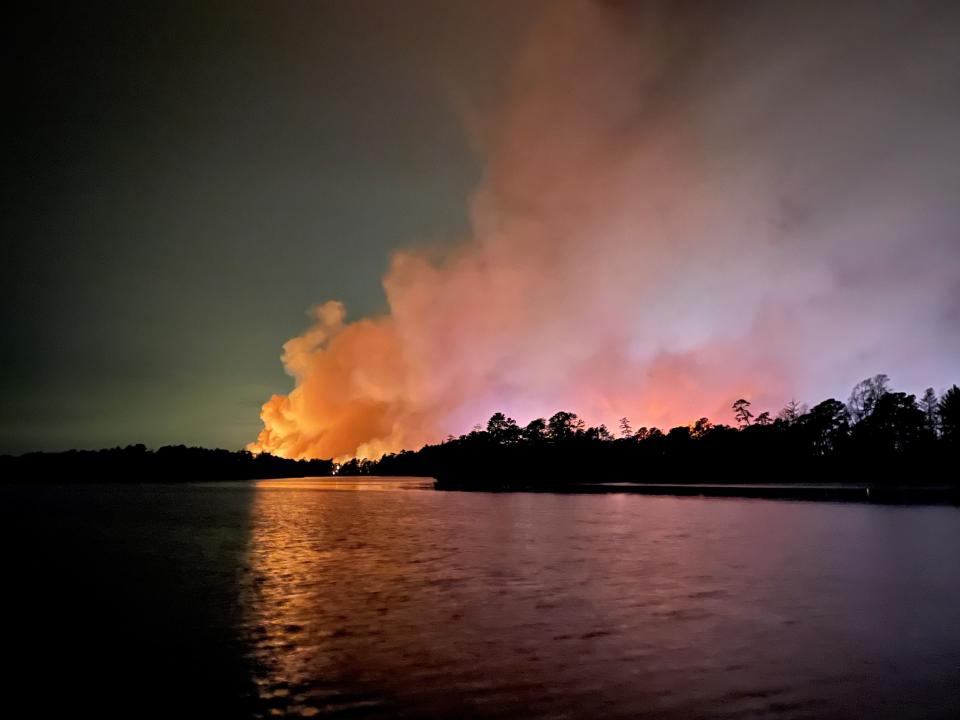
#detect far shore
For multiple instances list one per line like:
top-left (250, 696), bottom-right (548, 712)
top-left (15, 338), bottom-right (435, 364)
top-left (2, 473), bottom-right (958, 505)
top-left (431, 480), bottom-right (960, 504)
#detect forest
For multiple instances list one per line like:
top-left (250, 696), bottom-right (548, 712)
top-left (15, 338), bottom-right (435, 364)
top-left (3, 375), bottom-right (957, 490)
top-left (341, 375), bottom-right (960, 490)
top-left (0, 444), bottom-right (334, 482)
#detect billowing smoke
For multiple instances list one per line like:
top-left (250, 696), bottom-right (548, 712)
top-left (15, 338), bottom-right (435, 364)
top-left (251, 0), bottom-right (960, 460)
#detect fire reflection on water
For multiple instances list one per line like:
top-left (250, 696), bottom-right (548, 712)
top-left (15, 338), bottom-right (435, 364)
top-left (240, 478), bottom-right (433, 717)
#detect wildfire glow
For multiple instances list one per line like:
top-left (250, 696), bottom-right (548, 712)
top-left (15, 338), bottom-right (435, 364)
top-left (249, 0), bottom-right (960, 460)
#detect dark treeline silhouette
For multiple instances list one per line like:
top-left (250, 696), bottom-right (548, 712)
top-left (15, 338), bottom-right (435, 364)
top-left (0, 445), bottom-right (334, 483)
top-left (342, 375), bottom-right (960, 494)
top-left (4, 375), bottom-right (957, 492)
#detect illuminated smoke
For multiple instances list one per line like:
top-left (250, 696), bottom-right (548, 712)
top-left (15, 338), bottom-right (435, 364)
top-left (251, 0), bottom-right (960, 460)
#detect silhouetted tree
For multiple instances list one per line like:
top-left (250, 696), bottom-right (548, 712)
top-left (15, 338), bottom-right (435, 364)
top-left (920, 387), bottom-right (940, 436)
top-left (940, 385), bottom-right (960, 446)
top-left (547, 411), bottom-right (584, 441)
top-left (665, 426), bottom-right (693, 452)
top-left (585, 424), bottom-right (614, 442)
top-left (848, 374), bottom-right (890, 423)
top-left (777, 399), bottom-right (807, 425)
top-left (338, 457), bottom-right (373, 476)
top-left (732, 399), bottom-right (753, 428)
top-left (755, 411), bottom-right (772, 426)
top-left (523, 417), bottom-right (548, 443)
top-left (798, 399), bottom-right (849, 456)
top-left (691, 417), bottom-right (713, 439)
top-left (487, 412), bottom-right (521, 444)
top-left (853, 392), bottom-right (928, 457)
top-left (618, 417), bottom-right (632, 438)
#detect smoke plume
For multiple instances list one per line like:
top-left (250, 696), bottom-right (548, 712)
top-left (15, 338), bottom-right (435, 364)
top-left (251, 0), bottom-right (960, 460)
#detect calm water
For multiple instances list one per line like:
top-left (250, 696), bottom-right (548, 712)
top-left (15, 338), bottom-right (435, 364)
top-left (3, 479), bottom-right (959, 719)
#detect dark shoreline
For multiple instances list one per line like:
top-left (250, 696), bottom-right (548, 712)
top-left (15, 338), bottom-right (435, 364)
top-left (432, 480), bottom-right (960, 504)
top-left (4, 474), bottom-right (958, 505)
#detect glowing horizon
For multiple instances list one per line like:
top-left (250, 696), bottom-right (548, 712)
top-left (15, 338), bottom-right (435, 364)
top-left (249, 1), bottom-right (960, 461)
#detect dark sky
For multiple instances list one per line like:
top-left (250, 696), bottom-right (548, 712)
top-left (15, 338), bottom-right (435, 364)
top-left (2, 1), bottom-right (545, 453)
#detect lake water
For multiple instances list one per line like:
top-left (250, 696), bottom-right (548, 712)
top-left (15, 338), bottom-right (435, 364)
top-left (2, 479), bottom-right (959, 718)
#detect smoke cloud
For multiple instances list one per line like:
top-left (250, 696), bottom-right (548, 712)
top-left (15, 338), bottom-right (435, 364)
top-left (251, 0), bottom-right (960, 460)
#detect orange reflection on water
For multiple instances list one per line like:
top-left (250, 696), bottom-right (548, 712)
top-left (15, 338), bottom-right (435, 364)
top-left (241, 478), bottom-right (433, 716)
top-left (255, 478), bottom-right (434, 492)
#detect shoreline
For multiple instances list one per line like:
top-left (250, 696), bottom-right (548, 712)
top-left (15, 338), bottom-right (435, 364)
top-left (432, 481), bottom-right (960, 504)
top-left (3, 477), bottom-right (958, 505)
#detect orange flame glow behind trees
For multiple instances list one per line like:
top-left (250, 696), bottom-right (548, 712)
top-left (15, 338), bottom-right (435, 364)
top-left (250, 0), bottom-right (960, 460)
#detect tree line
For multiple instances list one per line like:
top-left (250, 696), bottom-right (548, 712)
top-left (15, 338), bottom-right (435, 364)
top-left (3, 375), bottom-right (956, 488)
top-left (339, 375), bottom-right (960, 488)
top-left (0, 444), bottom-right (334, 483)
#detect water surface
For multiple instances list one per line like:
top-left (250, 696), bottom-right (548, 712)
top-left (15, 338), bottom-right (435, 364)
top-left (3, 479), bottom-right (958, 718)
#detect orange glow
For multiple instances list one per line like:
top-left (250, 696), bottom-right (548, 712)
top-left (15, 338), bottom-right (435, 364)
top-left (248, 2), bottom-right (800, 461)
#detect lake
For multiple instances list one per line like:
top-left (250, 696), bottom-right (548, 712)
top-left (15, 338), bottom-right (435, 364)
top-left (2, 478), bottom-right (958, 718)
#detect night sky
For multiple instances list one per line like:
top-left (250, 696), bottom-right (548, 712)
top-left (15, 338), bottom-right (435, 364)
top-left (4, 1), bottom-right (960, 457)
top-left (3, 2), bottom-right (546, 453)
